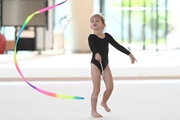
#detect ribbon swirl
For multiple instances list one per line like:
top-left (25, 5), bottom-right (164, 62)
top-left (14, 0), bottom-right (84, 100)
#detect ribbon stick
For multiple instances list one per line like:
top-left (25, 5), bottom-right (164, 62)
top-left (14, 0), bottom-right (84, 100)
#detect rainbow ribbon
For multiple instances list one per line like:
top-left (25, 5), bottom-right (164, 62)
top-left (14, 0), bottom-right (84, 100)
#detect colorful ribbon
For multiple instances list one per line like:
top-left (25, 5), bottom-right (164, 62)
top-left (14, 0), bottom-right (84, 100)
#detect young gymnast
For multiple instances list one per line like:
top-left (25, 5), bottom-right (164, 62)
top-left (88, 13), bottom-right (137, 118)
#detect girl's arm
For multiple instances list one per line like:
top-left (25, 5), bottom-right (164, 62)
top-left (108, 33), bottom-right (137, 63)
top-left (88, 35), bottom-right (98, 54)
top-left (108, 33), bottom-right (130, 55)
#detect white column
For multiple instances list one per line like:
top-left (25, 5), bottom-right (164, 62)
top-left (70, 0), bottom-right (93, 52)
top-left (47, 0), bottom-right (53, 50)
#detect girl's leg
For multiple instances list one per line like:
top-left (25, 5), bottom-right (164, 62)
top-left (90, 63), bottom-right (102, 118)
top-left (101, 64), bottom-right (114, 112)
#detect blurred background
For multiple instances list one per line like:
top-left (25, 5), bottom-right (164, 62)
top-left (0, 0), bottom-right (180, 80)
top-left (1, 0), bottom-right (180, 53)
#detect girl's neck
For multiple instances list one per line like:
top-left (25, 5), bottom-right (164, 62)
top-left (93, 30), bottom-right (105, 39)
top-left (93, 30), bottom-right (104, 35)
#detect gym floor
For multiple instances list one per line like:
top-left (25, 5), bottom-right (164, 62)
top-left (0, 50), bottom-right (180, 120)
top-left (1, 80), bottom-right (180, 120)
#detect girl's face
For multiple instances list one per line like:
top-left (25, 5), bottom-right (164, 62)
top-left (90, 16), bottom-right (105, 31)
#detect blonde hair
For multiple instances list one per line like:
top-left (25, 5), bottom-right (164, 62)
top-left (90, 13), bottom-right (105, 24)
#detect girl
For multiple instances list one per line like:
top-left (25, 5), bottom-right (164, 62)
top-left (88, 14), bottom-right (137, 118)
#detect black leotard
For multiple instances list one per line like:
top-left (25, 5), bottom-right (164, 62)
top-left (88, 33), bottom-right (130, 73)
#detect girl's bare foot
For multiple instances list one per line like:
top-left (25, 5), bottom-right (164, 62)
top-left (101, 103), bottom-right (111, 112)
top-left (91, 111), bottom-right (103, 118)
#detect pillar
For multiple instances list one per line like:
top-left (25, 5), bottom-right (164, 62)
top-left (70, 0), bottom-right (93, 52)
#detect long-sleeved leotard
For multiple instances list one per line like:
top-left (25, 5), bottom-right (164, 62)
top-left (88, 33), bottom-right (130, 73)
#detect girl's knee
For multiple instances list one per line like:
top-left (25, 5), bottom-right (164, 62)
top-left (93, 86), bottom-right (101, 94)
top-left (106, 85), bottom-right (114, 92)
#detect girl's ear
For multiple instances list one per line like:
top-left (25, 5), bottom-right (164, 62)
top-left (102, 24), bottom-right (106, 29)
top-left (102, 24), bottom-right (106, 31)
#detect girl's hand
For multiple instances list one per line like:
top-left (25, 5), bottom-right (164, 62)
top-left (95, 53), bottom-right (102, 62)
top-left (129, 53), bottom-right (137, 64)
